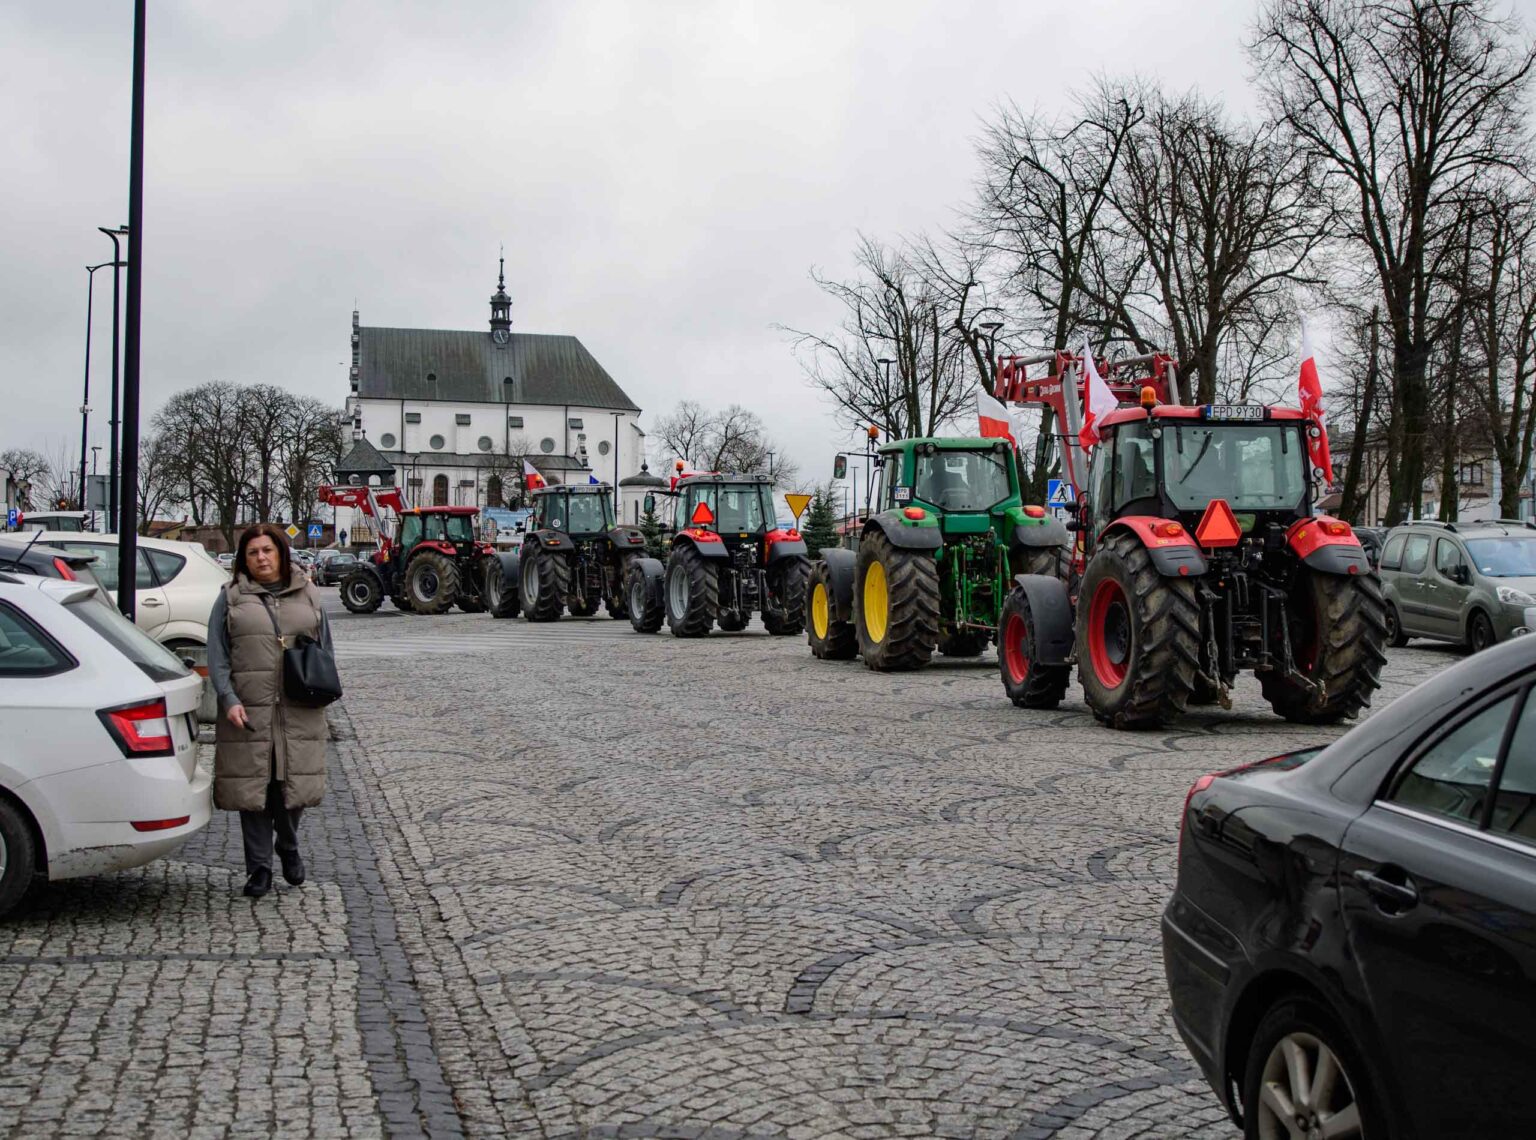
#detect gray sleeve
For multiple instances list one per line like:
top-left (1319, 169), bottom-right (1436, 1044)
top-left (206, 591), bottom-right (239, 709)
top-left (319, 609), bottom-right (333, 655)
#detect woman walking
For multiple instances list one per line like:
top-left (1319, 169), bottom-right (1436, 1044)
top-left (208, 524), bottom-right (334, 898)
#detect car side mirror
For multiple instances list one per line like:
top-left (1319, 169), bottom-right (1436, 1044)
top-left (1456, 564), bottom-right (1471, 585)
top-left (644, 493), bottom-right (656, 513)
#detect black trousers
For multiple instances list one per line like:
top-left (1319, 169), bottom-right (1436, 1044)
top-left (239, 780), bottom-right (303, 875)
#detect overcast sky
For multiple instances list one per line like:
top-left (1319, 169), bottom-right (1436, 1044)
top-left (5, 0), bottom-right (1531, 487)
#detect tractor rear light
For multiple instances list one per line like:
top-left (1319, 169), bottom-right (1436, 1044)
top-left (1178, 773), bottom-right (1217, 863)
top-left (904, 507), bottom-right (927, 520)
top-left (131, 816), bottom-right (190, 832)
top-left (97, 698), bottom-right (174, 758)
top-left (1153, 521), bottom-right (1184, 539)
top-left (688, 528), bottom-right (721, 542)
top-left (1320, 520), bottom-right (1352, 537)
top-left (1022, 505), bottom-right (1046, 519)
top-left (52, 558), bottom-right (76, 580)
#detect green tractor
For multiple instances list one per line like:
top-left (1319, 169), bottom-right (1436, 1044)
top-left (806, 437), bottom-right (1068, 670)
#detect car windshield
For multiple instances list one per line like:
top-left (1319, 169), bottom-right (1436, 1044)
top-left (63, 591), bottom-right (190, 682)
top-left (563, 494), bottom-right (613, 534)
top-left (1464, 537), bottom-right (1536, 578)
top-left (683, 485), bottom-right (772, 531)
top-left (913, 449), bottom-right (1013, 512)
top-left (1160, 423), bottom-right (1307, 512)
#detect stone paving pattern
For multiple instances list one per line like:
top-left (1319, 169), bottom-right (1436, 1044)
top-left (0, 601), bottom-right (1451, 1137)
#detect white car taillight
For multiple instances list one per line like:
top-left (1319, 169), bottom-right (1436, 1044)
top-left (97, 697), bottom-right (174, 758)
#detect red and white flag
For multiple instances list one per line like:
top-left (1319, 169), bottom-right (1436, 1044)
top-left (522, 458), bottom-right (546, 491)
top-left (976, 388), bottom-right (1016, 444)
top-left (1297, 323), bottom-right (1334, 483)
top-left (1077, 344), bottom-right (1117, 451)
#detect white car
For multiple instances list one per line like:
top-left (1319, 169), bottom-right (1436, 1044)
top-left (32, 532), bottom-right (228, 655)
top-left (0, 574), bottom-right (210, 916)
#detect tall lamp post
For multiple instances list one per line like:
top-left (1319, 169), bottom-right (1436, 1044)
top-left (79, 260), bottom-right (119, 517)
top-left (98, 226), bottom-right (129, 529)
top-left (114, 0), bottom-right (146, 617)
top-left (89, 446), bottom-right (102, 532)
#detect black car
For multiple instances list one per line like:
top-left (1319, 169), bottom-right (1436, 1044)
top-left (0, 536), bottom-right (105, 588)
top-left (1164, 634), bottom-right (1536, 1139)
top-left (314, 551), bottom-right (358, 586)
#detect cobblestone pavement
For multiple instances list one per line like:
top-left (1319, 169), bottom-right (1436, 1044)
top-left (0, 595), bottom-right (1453, 1138)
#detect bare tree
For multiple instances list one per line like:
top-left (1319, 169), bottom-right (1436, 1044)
top-left (651, 402), bottom-right (799, 484)
top-left (480, 432), bottom-right (532, 506)
top-left (277, 396), bottom-right (345, 526)
top-left (1252, 0), bottom-right (1536, 522)
top-left (136, 432), bottom-right (178, 534)
top-left (154, 382), bottom-right (258, 546)
top-left (0, 448), bottom-right (50, 510)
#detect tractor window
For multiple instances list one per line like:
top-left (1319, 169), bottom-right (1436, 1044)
top-left (398, 516), bottom-right (422, 549)
top-left (444, 515), bottom-right (475, 542)
top-left (1161, 423), bottom-right (1306, 513)
top-left (422, 514), bottom-right (447, 541)
top-left (565, 494), bottom-right (613, 534)
top-left (1110, 425), bottom-right (1157, 510)
top-left (684, 485), bottom-right (772, 532)
top-left (913, 449), bottom-right (1012, 512)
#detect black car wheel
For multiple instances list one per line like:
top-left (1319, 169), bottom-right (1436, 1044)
top-left (1242, 996), bottom-right (1380, 1140)
top-left (1468, 610), bottom-right (1496, 655)
top-left (0, 797), bottom-right (37, 919)
top-left (1384, 602), bottom-right (1408, 648)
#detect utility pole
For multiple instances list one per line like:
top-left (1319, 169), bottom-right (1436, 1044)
top-left (116, 0), bottom-right (146, 617)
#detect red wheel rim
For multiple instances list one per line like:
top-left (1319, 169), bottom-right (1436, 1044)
top-left (1087, 577), bottom-right (1131, 688)
top-left (1002, 612), bottom-right (1030, 684)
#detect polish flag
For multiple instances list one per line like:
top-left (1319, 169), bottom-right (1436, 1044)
top-left (1077, 345), bottom-right (1117, 451)
top-left (977, 388), bottom-right (1016, 444)
top-left (522, 458), bottom-right (546, 491)
top-left (1297, 323), bottom-right (1334, 483)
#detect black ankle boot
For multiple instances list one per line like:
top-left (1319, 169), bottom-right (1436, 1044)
top-left (243, 867), bottom-right (273, 898)
top-left (279, 851), bottom-right (305, 886)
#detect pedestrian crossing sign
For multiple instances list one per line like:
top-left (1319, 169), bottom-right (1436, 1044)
top-left (307, 524), bottom-right (323, 539)
top-left (1046, 480), bottom-right (1075, 508)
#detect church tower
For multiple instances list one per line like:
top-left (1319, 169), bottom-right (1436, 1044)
top-left (489, 254), bottom-right (512, 345)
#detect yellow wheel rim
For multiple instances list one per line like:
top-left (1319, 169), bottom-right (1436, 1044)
top-left (811, 582), bottom-right (830, 639)
top-left (863, 560), bottom-right (889, 643)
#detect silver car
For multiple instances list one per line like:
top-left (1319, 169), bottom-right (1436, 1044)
top-left (1379, 520), bottom-right (1536, 652)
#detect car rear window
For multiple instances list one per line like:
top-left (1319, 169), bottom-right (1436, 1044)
top-left (145, 548), bottom-right (186, 585)
top-left (63, 593), bottom-right (190, 682)
top-left (1401, 534), bottom-right (1430, 574)
top-left (0, 601), bottom-right (75, 677)
top-left (1380, 533), bottom-right (1405, 570)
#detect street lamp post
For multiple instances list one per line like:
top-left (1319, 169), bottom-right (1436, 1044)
top-left (112, 0), bottom-right (146, 618)
top-left (979, 322), bottom-right (1004, 386)
top-left (611, 411), bottom-right (623, 516)
top-left (98, 226), bottom-right (129, 529)
top-left (79, 261), bottom-right (118, 518)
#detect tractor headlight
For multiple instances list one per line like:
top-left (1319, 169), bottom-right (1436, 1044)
top-left (1497, 586), bottom-right (1536, 605)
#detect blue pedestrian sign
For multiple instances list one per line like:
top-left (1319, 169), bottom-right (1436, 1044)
top-left (307, 524), bottom-right (323, 539)
top-left (1046, 479), bottom-right (1076, 508)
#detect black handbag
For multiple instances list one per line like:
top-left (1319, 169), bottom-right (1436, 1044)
top-left (262, 597), bottom-right (343, 707)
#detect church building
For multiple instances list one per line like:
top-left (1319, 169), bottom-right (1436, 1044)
top-left (335, 262), bottom-right (649, 541)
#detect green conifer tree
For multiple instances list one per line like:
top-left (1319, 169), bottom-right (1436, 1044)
top-left (639, 501), bottom-right (666, 558)
top-left (802, 484), bottom-right (839, 558)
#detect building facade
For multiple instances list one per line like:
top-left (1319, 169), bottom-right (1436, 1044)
top-left (335, 263), bottom-right (651, 543)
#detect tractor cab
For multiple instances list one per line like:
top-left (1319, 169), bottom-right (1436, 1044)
top-left (394, 506), bottom-right (483, 558)
top-left (673, 475), bottom-right (778, 538)
top-left (529, 485), bottom-right (615, 539)
top-left (875, 438), bottom-right (1020, 537)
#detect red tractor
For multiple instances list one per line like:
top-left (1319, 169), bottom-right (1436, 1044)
top-left (993, 351), bottom-right (1386, 728)
top-left (318, 485), bottom-right (497, 615)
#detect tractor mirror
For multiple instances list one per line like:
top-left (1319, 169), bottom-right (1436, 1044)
top-left (644, 492), bottom-right (656, 513)
top-left (833, 455), bottom-right (848, 480)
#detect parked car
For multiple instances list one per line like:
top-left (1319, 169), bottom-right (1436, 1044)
top-left (0, 535), bottom-right (107, 589)
top-left (32, 532), bottom-right (227, 657)
top-left (313, 550), bottom-right (359, 585)
top-left (1377, 520), bottom-right (1536, 652)
top-left (1163, 631), bottom-right (1536, 1138)
top-left (14, 510), bottom-right (90, 533)
top-left (215, 552), bottom-right (235, 569)
top-left (1351, 525), bottom-right (1387, 568)
top-left (0, 573), bottom-right (210, 917)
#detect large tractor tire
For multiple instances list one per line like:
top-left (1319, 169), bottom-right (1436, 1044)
top-left (997, 586), bottom-right (1070, 708)
top-left (521, 545), bottom-right (568, 622)
top-left (605, 557), bottom-right (636, 620)
top-left (390, 592), bottom-right (415, 614)
top-left (627, 563), bottom-right (665, 634)
top-left (1076, 531), bottom-right (1201, 728)
top-left (405, 550), bottom-right (458, 615)
top-left (484, 562), bottom-right (519, 619)
top-left (1260, 569), bottom-right (1387, 724)
top-left (938, 628), bottom-right (989, 657)
top-left (1024, 544), bottom-right (1073, 583)
top-left (806, 561), bottom-right (856, 660)
top-left (665, 545), bottom-right (718, 637)
top-left (855, 529), bottom-right (940, 671)
top-left (339, 571), bottom-right (383, 614)
top-left (763, 557), bottom-right (810, 636)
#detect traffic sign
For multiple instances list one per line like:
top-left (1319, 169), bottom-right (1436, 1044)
top-left (5, 508), bottom-right (16, 529)
top-left (1046, 479), bottom-right (1076, 508)
top-left (307, 524), bottom-right (322, 539)
top-left (784, 492), bottom-right (812, 523)
top-left (284, 524), bottom-right (299, 539)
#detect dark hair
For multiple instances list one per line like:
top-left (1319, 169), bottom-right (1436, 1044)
top-left (235, 523), bottom-right (293, 584)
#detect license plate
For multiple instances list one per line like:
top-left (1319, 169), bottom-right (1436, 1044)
top-left (1204, 404), bottom-right (1265, 421)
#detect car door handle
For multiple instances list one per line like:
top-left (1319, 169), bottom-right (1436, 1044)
top-left (1354, 868), bottom-right (1419, 911)
top-left (140, 597), bottom-right (164, 607)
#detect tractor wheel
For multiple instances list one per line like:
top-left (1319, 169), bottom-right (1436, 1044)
top-left (855, 529), bottom-right (940, 671)
top-left (998, 586), bottom-right (1069, 708)
top-left (1259, 569), bottom-right (1387, 724)
top-left (806, 561), bottom-right (856, 660)
top-left (1024, 543), bottom-right (1073, 583)
top-left (718, 610), bottom-right (750, 632)
top-left (605, 557), bottom-right (636, 620)
top-left (1076, 531), bottom-right (1201, 728)
top-left (627, 564), bottom-right (664, 634)
top-left (665, 545), bottom-right (718, 637)
top-left (339, 572), bottom-right (383, 614)
top-left (405, 551), bottom-right (458, 615)
top-left (484, 561), bottom-right (519, 619)
top-left (521, 545), bottom-right (568, 622)
top-left (569, 596), bottom-right (601, 618)
top-left (763, 557), bottom-right (810, 636)
top-left (391, 593), bottom-right (415, 614)
top-left (938, 628), bottom-right (989, 657)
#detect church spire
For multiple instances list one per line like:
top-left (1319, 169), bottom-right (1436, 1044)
top-left (490, 247), bottom-right (512, 343)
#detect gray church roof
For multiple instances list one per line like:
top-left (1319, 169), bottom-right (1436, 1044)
top-left (358, 328), bottom-right (639, 412)
top-left (335, 435), bottom-right (396, 478)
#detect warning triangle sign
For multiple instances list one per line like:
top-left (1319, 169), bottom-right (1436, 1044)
top-left (1194, 499), bottom-right (1242, 548)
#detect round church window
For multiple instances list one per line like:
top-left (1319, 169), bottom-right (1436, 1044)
top-left (598, 441), bottom-right (611, 456)
top-left (380, 433), bottom-right (396, 449)
top-left (478, 436), bottom-right (493, 452)
top-left (429, 434), bottom-right (445, 450)
top-left (540, 438), bottom-right (556, 453)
